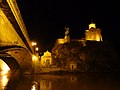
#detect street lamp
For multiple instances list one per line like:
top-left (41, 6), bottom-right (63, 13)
top-left (32, 55), bottom-right (37, 61)
top-left (32, 42), bottom-right (36, 46)
top-left (35, 47), bottom-right (39, 52)
top-left (31, 41), bottom-right (40, 73)
top-left (32, 42), bottom-right (37, 53)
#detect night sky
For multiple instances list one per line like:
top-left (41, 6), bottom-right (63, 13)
top-left (17, 0), bottom-right (120, 54)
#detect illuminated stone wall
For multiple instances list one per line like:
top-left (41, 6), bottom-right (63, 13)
top-left (56, 38), bottom-right (65, 45)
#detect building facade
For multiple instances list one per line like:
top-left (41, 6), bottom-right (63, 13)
top-left (40, 50), bottom-right (52, 67)
top-left (85, 23), bottom-right (103, 41)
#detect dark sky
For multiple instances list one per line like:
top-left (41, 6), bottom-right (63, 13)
top-left (17, 0), bottom-right (120, 53)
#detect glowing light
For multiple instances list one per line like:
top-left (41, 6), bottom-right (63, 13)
top-left (32, 55), bottom-right (37, 61)
top-left (57, 39), bottom-right (65, 44)
top-left (96, 35), bottom-right (100, 41)
top-left (35, 47), bottom-right (39, 51)
top-left (31, 81), bottom-right (38, 90)
top-left (89, 23), bottom-right (96, 29)
top-left (0, 74), bottom-right (9, 90)
top-left (0, 59), bottom-right (10, 75)
top-left (32, 42), bottom-right (37, 46)
top-left (31, 85), bottom-right (36, 90)
top-left (2, 65), bottom-right (10, 75)
top-left (1, 75), bottom-right (9, 88)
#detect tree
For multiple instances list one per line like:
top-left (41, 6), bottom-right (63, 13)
top-left (51, 41), bottom-right (120, 72)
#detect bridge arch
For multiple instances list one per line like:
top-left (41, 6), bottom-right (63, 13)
top-left (0, 56), bottom-right (20, 73)
top-left (0, 46), bottom-right (33, 74)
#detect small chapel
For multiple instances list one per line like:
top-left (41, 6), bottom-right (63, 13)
top-left (40, 50), bottom-right (52, 67)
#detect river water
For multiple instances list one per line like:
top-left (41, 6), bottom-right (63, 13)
top-left (0, 71), bottom-right (120, 90)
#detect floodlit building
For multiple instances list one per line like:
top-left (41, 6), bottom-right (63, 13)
top-left (41, 50), bottom-right (52, 67)
top-left (56, 22), bottom-right (103, 45)
top-left (85, 23), bottom-right (103, 41)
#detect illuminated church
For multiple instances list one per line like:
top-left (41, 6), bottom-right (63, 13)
top-left (56, 23), bottom-right (103, 45)
top-left (40, 50), bottom-right (52, 67)
top-left (85, 23), bottom-right (103, 41)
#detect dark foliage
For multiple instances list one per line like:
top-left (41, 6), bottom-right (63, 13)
top-left (51, 41), bottom-right (120, 72)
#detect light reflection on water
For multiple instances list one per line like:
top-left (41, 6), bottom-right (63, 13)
top-left (0, 72), bottom-right (120, 90)
top-left (0, 71), bottom-right (10, 90)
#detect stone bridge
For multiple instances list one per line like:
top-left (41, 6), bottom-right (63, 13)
top-left (0, 0), bottom-right (34, 74)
